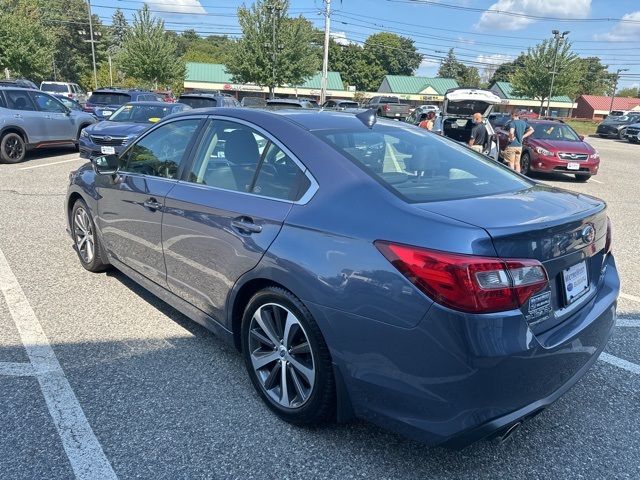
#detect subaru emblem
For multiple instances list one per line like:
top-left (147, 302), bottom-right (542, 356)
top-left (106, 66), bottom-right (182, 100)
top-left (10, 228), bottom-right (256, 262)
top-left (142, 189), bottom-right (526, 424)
top-left (581, 225), bottom-right (595, 244)
top-left (104, 136), bottom-right (112, 142)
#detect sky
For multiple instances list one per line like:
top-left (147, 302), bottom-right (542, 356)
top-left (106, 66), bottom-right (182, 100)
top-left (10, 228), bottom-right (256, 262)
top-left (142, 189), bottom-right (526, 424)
top-left (90, 0), bottom-right (640, 90)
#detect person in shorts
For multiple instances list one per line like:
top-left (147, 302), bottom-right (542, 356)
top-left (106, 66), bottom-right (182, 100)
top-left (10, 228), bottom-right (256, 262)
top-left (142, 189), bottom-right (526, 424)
top-left (503, 112), bottom-right (534, 172)
top-left (468, 112), bottom-right (487, 154)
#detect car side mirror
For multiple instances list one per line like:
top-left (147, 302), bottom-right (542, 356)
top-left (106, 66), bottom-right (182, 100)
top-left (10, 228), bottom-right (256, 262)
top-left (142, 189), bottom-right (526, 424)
top-left (91, 154), bottom-right (119, 175)
top-left (578, 134), bottom-right (585, 141)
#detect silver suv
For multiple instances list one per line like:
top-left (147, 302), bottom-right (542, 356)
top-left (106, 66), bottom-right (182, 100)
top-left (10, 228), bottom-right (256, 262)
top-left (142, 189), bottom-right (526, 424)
top-left (40, 81), bottom-right (87, 105)
top-left (0, 87), bottom-right (97, 163)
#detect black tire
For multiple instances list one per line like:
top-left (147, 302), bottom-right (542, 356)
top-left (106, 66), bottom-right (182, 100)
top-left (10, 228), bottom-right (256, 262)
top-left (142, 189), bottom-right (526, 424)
top-left (629, 138), bottom-right (638, 144)
top-left (575, 173), bottom-right (591, 182)
top-left (70, 199), bottom-right (110, 272)
top-left (0, 132), bottom-right (26, 163)
top-left (241, 286), bottom-right (336, 426)
top-left (520, 151), bottom-right (531, 176)
top-left (618, 129), bottom-right (626, 140)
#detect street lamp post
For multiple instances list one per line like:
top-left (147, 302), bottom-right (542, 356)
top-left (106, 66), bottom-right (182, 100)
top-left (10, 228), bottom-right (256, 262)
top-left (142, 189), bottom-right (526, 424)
top-left (320, 0), bottom-right (331, 105)
top-left (86, 0), bottom-right (98, 90)
top-left (546, 30), bottom-right (570, 118)
top-left (266, 2), bottom-right (283, 99)
top-left (609, 68), bottom-right (629, 113)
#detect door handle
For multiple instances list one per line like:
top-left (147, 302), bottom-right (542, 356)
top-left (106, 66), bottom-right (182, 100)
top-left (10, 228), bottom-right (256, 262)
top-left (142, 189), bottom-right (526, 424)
top-left (13, 114), bottom-right (22, 118)
top-left (143, 198), bottom-right (163, 210)
top-left (231, 217), bottom-right (262, 234)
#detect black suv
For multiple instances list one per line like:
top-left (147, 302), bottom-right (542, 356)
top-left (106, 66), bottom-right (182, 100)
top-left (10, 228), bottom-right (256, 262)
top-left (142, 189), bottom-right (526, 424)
top-left (85, 88), bottom-right (159, 119)
top-left (596, 112), bottom-right (640, 139)
top-left (177, 91), bottom-right (240, 109)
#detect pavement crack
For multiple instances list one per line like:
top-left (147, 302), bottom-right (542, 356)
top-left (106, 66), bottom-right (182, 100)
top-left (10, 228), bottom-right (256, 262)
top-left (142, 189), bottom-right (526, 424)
top-left (0, 189), bottom-right (64, 197)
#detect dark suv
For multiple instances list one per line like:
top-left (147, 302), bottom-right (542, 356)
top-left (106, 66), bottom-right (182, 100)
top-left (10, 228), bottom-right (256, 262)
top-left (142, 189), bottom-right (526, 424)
top-left (84, 88), bottom-right (159, 119)
top-left (177, 91), bottom-right (240, 109)
top-left (596, 112), bottom-right (640, 139)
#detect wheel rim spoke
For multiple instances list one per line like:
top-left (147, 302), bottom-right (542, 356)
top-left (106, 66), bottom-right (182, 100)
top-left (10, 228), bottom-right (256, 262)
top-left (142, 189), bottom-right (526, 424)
top-left (74, 208), bottom-right (94, 263)
top-left (248, 303), bottom-right (316, 409)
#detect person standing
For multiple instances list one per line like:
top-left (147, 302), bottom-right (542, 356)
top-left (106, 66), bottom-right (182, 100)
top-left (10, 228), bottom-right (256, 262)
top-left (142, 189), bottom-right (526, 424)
top-left (418, 111), bottom-right (435, 131)
top-left (504, 112), bottom-right (534, 172)
top-left (468, 112), bottom-right (487, 154)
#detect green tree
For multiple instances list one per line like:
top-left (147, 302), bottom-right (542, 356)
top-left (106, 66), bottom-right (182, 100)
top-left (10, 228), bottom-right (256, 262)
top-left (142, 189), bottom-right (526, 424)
top-left (225, 0), bottom-right (319, 97)
top-left (110, 8), bottom-right (129, 53)
top-left (616, 86), bottom-right (639, 98)
top-left (510, 39), bottom-right (580, 114)
top-left (575, 57), bottom-right (614, 96)
top-left (328, 40), bottom-right (384, 91)
top-left (362, 32), bottom-right (421, 76)
top-left (0, 0), bottom-right (53, 81)
top-left (119, 4), bottom-right (185, 88)
top-left (488, 54), bottom-right (526, 85)
top-left (437, 49), bottom-right (480, 87)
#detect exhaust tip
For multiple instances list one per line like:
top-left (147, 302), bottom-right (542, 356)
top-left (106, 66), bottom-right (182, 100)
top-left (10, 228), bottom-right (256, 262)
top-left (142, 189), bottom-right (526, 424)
top-left (499, 422), bottom-right (521, 443)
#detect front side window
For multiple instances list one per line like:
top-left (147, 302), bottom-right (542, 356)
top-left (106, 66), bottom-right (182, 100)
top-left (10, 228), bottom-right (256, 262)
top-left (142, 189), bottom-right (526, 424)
top-left (188, 120), bottom-right (309, 201)
top-left (32, 93), bottom-right (66, 113)
top-left (6, 90), bottom-right (36, 111)
top-left (315, 124), bottom-right (531, 203)
top-left (123, 119), bottom-right (201, 179)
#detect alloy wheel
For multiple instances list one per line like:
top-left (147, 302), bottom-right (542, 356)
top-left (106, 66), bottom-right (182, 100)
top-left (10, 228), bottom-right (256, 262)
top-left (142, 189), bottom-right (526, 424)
top-left (248, 303), bottom-right (315, 409)
top-left (4, 136), bottom-right (24, 160)
top-left (73, 207), bottom-right (95, 263)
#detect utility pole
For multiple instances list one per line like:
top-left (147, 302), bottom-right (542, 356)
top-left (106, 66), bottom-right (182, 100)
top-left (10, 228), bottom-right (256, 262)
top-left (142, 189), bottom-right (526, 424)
top-left (609, 68), bottom-right (629, 113)
top-left (108, 55), bottom-right (113, 87)
top-left (546, 29), bottom-right (569, 117)
top-left (320, 0), bottom-right (331, 105)
top-left (86, 0), bottom-right (98, 90)
top-left (267, 2), bottom-right (283, 99)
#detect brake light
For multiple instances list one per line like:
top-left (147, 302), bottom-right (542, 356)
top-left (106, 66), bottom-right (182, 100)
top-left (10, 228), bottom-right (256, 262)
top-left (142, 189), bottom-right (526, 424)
top-left (605, 216), bottom-right (612, 254)
top-left (67, 93), bottom-right (73, 98)
top-left (375, 241), bottom-right (548, 314)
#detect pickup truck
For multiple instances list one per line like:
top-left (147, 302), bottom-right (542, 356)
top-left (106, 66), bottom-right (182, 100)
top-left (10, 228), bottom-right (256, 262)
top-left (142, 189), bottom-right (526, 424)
top-left (366, 96), bottom-right (410, 120)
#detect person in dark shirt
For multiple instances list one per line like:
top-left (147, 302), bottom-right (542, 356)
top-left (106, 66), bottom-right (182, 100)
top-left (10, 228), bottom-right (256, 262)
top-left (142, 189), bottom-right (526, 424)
top-left (503, 112), bottom-right (534, 172)
top-left (468, 112), bottom-right (487, 153)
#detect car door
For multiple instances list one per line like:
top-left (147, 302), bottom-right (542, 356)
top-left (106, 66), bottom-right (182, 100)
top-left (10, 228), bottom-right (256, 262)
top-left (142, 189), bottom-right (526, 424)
top-left (95, 117), bottom-right (203, 286)
top-left (161, 118), bottom-right (315, 321)
top-left (31, 91), bottom-right (76, 142)
top-left (4, 89), bottom-right (47, 144)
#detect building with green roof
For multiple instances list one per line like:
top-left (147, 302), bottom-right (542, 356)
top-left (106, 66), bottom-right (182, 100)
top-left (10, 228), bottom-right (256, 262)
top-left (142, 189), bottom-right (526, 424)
top-left (377, 75), bottom-right (459, 102)
top-left (489, 81), bottom-right (576, 116)
top-left (184, 62), bottom-right (351, 99)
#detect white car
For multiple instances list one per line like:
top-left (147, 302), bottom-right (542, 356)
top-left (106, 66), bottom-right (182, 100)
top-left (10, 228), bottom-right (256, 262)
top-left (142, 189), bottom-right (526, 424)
top-left (40, 81), bottom-right (87, 105)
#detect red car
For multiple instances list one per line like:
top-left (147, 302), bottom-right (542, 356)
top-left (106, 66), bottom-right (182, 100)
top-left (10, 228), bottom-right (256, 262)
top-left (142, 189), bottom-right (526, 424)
top-left (497, 120), bottom-right (600, 182)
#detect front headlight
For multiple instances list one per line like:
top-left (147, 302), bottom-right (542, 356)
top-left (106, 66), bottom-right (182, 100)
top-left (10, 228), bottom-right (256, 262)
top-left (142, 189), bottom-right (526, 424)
top-left (589, 152), bottom-right (599, 159)
top-left (121, 134), bottom-right (137, 146)
top-left (535, 147), bottom-right (554, 157)
top-left (80, 129), bottom-right (89, 138)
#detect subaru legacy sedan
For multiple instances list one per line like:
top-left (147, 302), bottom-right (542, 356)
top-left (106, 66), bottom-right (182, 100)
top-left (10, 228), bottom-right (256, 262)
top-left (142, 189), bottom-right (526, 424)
top-left (65, 108), bottom-right (619, 447)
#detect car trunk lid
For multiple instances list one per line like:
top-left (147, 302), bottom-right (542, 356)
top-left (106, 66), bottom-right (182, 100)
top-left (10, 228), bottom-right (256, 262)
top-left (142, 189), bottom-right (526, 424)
top-left (443, 88), bottom-right (502, 118)
top-left (416, 185), bottom-right (608, 333)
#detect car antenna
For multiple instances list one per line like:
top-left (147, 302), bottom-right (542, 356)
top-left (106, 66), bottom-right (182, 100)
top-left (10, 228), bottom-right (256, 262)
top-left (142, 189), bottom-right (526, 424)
top-left (356, 109), bottom-right (377, 129)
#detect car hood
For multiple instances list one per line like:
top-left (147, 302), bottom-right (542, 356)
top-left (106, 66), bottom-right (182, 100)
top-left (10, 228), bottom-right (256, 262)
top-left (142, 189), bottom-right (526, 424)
top-left (528, 138), bottom-right (594, 154)
top-left (443, 89), bottom-right (502, 117)
top-left (85, 121), bottom-right (150, 136)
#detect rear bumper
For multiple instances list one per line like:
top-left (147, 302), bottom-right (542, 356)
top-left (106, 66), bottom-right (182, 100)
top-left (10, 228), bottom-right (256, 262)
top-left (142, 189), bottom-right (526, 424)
top-left (307, 254), bottom-right (619, 447)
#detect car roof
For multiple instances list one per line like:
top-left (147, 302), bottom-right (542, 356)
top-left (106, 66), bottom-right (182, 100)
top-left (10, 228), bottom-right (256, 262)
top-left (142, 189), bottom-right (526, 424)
top-left (92, 88), bottom-right (150, 94)
top-left (41, 81), bottom-right (74, 84)
top-left (179, 92), bottom-right (231, 98)
top-left (165, 107), bottom-right (399, 131)
top-left (123, 101), bottom-right (178, 106)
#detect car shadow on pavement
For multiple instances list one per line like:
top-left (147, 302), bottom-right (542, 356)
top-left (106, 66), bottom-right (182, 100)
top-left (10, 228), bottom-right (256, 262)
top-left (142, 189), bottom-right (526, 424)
top-left (20, 146), bottom-right (79, 163)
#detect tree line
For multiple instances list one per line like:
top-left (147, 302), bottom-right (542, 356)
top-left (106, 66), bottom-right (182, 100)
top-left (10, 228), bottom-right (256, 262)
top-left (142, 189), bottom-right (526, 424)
top-left (0, 0), bottom-right (631, 101)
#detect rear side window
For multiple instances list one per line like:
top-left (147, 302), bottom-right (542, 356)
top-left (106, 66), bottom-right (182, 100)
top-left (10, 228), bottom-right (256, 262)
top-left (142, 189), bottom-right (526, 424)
top-left (178, 96), bottom-right (217, 109)
top-left (5, 90), bottom-right (36, 111)
top-left (41, 83), bottom-right (69, 93)
top-left (87, 92), bottom-right (131, 105)
top-left (315, 125), bottom-right (531, 203)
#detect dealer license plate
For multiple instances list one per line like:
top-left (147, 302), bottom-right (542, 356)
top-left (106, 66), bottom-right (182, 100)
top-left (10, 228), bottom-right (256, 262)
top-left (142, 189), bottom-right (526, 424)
top-left (101, 110), bottom-right (113, 117)
top-left (100, 146), bottom-right (115, 155)
top-left (562, 261), bottom-right (589, 304)
top-left (567, 162), bottom-right (580, 170)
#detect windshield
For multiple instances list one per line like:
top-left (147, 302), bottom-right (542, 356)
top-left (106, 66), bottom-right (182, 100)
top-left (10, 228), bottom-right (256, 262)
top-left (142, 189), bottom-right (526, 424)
top-left (88, 92), bottom-right (131, 105)
top-left (531, 123), bottom-right (581, 141)
top-left (314, 125), bottom-right (531, 203)
top-left (41, 83), bottom-right (69, 93)
top-left (108, 104), bottom-right (173, 123)
top-left (178, 96), bottom-right (217, 109)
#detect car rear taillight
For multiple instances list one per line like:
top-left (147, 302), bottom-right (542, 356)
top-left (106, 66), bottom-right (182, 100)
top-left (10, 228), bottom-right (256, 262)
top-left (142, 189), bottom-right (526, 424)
top-left (375, 241), bottom-right (548, 314)
top-left (605, 216), bottom-right (612, 254)
top-left (67, 93), bottom-right (73, 98)
top-left (383, 104), bottom-right (389, 112)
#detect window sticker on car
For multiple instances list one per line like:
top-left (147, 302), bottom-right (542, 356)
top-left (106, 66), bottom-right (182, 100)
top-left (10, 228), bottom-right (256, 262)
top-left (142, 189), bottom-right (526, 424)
top-left (525, 290), bottom-right (552, 325)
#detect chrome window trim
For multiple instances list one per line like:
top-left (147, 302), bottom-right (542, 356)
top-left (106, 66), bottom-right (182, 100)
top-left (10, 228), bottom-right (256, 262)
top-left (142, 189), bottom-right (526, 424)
top-left (184, 114), bottom-right (318, 205)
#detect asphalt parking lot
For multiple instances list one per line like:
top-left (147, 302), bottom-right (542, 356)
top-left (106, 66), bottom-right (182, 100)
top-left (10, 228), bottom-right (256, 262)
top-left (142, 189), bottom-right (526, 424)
top-left (1, 137), bottom-right (639, 480)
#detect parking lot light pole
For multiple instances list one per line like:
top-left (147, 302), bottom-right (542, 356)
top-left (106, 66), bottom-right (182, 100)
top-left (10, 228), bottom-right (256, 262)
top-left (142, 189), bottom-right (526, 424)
top-left (546, 30), bottom-right (569, 118)
top-left (609, 68), bottom-right (629, 113)
top-left (81, 0), bottom-right (98, 90)
top-left (320, 0), bottom-right (331, 105)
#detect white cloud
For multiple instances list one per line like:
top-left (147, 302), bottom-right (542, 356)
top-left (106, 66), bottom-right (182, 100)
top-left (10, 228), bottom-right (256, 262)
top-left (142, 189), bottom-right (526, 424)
top-left (476, 0), bottom-right (591, 31)
top-left (594, 11), bottom-right (640, 41)
top-left (330, 31), bottom-right (351, 46)
top-left (148, 0), bottom-right (206, 15)
top-left (417, 58), bottom-right (440, 76)
top-left (476, 54), bottom-right (512, 82)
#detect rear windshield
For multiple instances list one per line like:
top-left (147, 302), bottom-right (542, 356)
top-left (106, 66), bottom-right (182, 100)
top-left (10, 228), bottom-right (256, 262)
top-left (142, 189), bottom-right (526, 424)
top-left (314, 125), bottom-right (531, 203)
top-left (339, 101), bottom-right (359, 108)
top-left (88, 92), bottom-right (131, 105)
top-left (178, 96), bottom-right (217, 108)
top-left (446, 101), bottom-right (491, 117)
top-left (41, 83), bottom-right (69, 93)
top-left (379, 97), bottom-right (399, 103)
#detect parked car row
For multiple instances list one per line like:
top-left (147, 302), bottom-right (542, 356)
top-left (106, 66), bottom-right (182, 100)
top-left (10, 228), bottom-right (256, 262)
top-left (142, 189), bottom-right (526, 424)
top-left (596, 110), bottom-right (640, 142)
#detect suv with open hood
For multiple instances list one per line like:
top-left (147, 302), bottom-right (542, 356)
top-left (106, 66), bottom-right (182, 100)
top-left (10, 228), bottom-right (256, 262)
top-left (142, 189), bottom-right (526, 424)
top-left (434, 88), bottom-right (502, 159)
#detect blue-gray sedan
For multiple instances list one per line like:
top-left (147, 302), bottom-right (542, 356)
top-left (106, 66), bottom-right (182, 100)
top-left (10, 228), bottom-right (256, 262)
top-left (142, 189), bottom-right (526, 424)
top-left (65, 108), bottom-right (619, 447)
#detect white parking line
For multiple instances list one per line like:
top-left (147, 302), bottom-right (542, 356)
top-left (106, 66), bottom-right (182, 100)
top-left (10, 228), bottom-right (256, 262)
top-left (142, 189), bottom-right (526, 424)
top-left (0, 247), bottom-right (117, 480)
top-left (620, 292), bottom-right (640, 303)
top-left (590, 178), bottom-right (604, 184)
top-left (18, 158), bottom-right (84, 170)
top-left (599, 352), bottom-right (640, 375)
